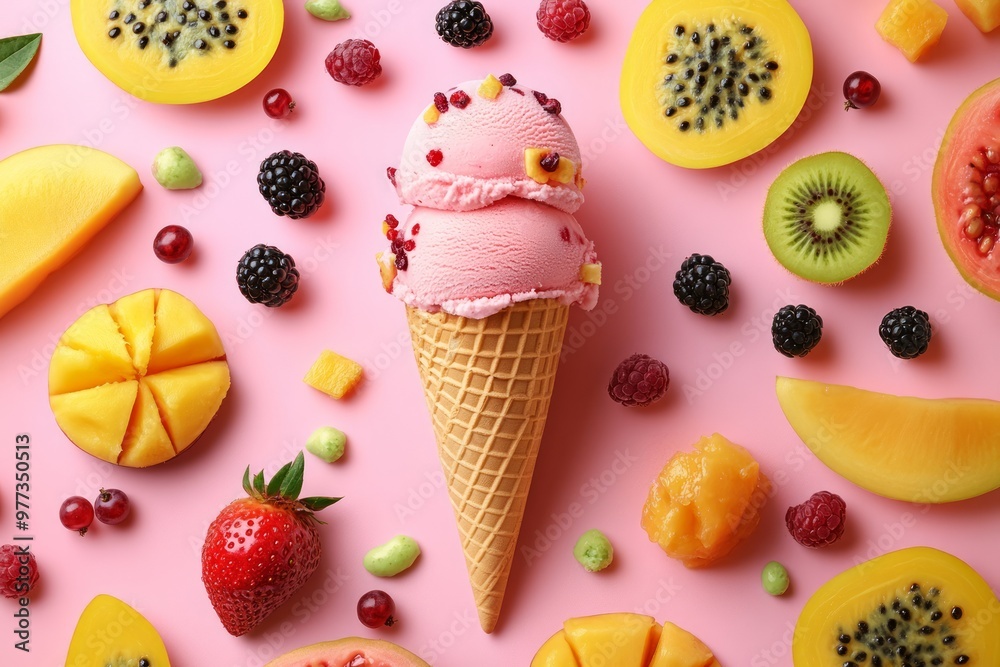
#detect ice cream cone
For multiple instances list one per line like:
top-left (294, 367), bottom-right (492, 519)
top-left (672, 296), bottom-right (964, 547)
top-left (406, 298), bottom-right (569, 633)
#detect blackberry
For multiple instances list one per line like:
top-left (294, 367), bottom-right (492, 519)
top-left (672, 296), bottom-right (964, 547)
top-left (236, 244), bottom-right (300, 307)
top-left (435, 1), bottom-right (493, 48)
top-left (672, 254), bottom-right (731, 315)
top-left (256, 150), bottom-right (326, 219)
top-left (772, 305), bottom-right (823, 357)
top-left (880, 306), bottom-right (932, 359)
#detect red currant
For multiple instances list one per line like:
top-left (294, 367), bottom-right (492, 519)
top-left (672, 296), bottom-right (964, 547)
top-left (94, 488), bottom-right (131, 525)
top-left (844, 71), bottom-right (881, 111)
top-left (357, 590), bottom-right (395, 628)
top-left (263, 88), bottom-right (295, 119)
top-left (59, 497), bottom-right (94, 535)
top-left (153, 225), bottom-right (193, 264)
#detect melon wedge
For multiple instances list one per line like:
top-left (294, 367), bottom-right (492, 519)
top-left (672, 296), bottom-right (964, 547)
top-left (776, 377), bottom-right (1000, 503)
top-left (49, 289), bottom-right (229, 467)
top-left (0, 145), bottom-right (141, 320)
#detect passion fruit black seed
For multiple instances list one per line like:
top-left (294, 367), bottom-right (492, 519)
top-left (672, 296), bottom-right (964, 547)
top-left (104, 0), bottom-right (250, 64)
top-left (833, 585), bottom-right (970, 666)
top-left (658, 19), bottom-right (779, 134)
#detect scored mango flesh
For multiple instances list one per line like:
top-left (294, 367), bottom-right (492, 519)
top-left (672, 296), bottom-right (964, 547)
top-left (49, 289), bottom-right (230, 467)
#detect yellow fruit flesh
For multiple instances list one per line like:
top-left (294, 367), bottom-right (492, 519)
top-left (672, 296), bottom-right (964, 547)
top-left (563, 614), bottom-right (659, 666)
top-left (876, 0), bottom-right (948, 62)
top-left (776, 376), bottom-right (1000, 502)
top-left (65, 594), bottom-right (171, 667)
top-left (620, 0), bottom-right (813, 169)
top-left (71, 0), bottom-right (284, 104)
top-left (531, 631), bottom-right (577, 667)
top-left (793, 547), bottom-right (1000, 666)
top-left (304, 350), bottom-right (364, 399)
top-left (49, 289), bottom-right (229, 467)
top-left (642, 433), bottom-right (769, 567)
top-left (0, 145), bottom-right (141, 320)
top-left (955, 0), bottom-right (1000, 31)
top-left (649, 622), bottom-right (720, 667)
top-left (50, 381), bottom-right (138, 464)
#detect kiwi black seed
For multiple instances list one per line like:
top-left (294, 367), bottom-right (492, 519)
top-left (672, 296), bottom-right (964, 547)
top-left (103, 0), bottom-right (251, 64)
top-left (657, 18), bottom-right (780, 134)
top-left (832, 583), bottom-right (971, 666)
top-left (763, 152), bottom-right (891, 285)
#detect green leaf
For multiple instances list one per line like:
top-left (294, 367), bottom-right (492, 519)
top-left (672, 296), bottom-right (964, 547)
top-left (266, 462), bottom-right (292, 496)
top-left (252, 470), bottom-right (266, 497)
top-left (299, 496), bottom-right (342, 512)
top-left (241, 466), bottom-right (253, 496)
top-left (0, 34), bottom-right (41, 92)
top-left (278, 452), bottom-right (305, 500)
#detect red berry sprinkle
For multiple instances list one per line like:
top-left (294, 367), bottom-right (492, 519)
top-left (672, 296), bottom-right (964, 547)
top-left (325, 39), bottom-right (382, 87)
top-left (395, 254), bottom-right (408, 271)
top-left (498, 73), bottom-right (517, 86)
top-left (785, 491), bottom-right (847, 548)
top-left (533, 90), bottom-right (548, 104)
top-left (559, 227), bottom-right (571, 242)
top-left (510, 88), bottom-right (525, 96)
top-left (427, 150), bottom-right (443, 167)
top-left (449, 90), bottom-right (471, 109)
top-left (385, 214), bottom-right (399, 229)
top-left (542, 98), bottom-right (562, 115)
top-left (540, 152), bottom-right (561, 172)
top-left (403, 240), bottom-right (416, 251)
top-left (434, 92), bottom-right (449, 113)
top-left (537, 0), bottom-right (591, 43)
top-left (0, 545), bottom-right (38, 599)
top-left (387, 166), bottom-right (397, 186)
top-left (608, 354), bottom-right (670, 407)
top-left (386, 228), bottom-right (399, 241)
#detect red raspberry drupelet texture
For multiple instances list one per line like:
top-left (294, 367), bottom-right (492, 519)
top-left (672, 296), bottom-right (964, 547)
top-left (785, 491), bottom-right (847, 548)
top-left (537, 0), bottom-right (591, 42)
top-left (325, 39), bottom-right (382, 87)
top-left (608, 354), bottom-right (669, 407)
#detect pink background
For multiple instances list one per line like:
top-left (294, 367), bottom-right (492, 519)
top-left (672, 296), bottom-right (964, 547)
top-left (3, 0), bottom-right (1000, 665)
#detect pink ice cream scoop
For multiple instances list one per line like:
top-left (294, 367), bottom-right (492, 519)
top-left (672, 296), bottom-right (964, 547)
top-left (391, 75), bottom-right (585, 214)
top-left (382, 197), bottom-right (599, 319)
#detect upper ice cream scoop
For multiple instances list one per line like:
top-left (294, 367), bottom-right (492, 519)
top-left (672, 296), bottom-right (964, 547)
top-left (379, 197), bottom-right (600, 319)
top-left (391, 74), bottom-right (585, 214)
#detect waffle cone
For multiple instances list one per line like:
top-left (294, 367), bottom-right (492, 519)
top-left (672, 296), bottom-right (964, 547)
top-left (406, 299), bottom-right (569, 633)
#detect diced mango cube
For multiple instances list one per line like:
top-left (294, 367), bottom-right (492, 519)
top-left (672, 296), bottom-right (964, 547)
top-left (478, 74), bottom-right (503, 100)
top-left (525, 148), bottom-right (577, 185)
top-left (305, 350), bottom-right (364, 399)
top-left (563, 614), bottom-right (659, 667)
top-left (649, 621), bottom-right (721, 667)
top-left (423, 104), bottom-right (440, 125)
top-left (580, 263), bottom-right (602, 285)
top-left (955, 0), bottom-right (1000, 32)
top-left (876, 0), bottom-right (948, 62)
top-left (530, 630), bottom-right (577, 667)
top-left (376, 252), bottom-right (397, 293)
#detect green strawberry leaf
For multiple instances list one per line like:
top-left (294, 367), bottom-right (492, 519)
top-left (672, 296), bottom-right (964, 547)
top-left (299, 496), bottom-right (342, 512)
top-left (253, 470), bottom-right (266, 497)
top-left (242, 466), bottom-right (254, 496)
top-left (278, 452), bottom-right (305, 500)
top-left (266, 462), bottom-right (293, 496)
top-left (0, 34), bottom-right (42, 92)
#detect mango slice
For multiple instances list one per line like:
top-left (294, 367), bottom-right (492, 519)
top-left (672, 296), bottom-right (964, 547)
top-left (65, 594), bottom-right (171, 666)
top-left (50, 381), bottom-right (139, 464)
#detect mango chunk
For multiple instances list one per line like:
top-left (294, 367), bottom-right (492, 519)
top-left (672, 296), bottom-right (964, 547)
top-left (305, 350), bottom-right (364, 399)
top-left (50, 381), bottom-right (139, 464)
top-left (649, 622), bottom-right (720, 667)
top-left (478, 74), bottom-right (503, 100)
top-left (876, 0), bottom-right (948, 62)
top-left (148, 289), bottom-right (225, 374)
top-left (530, 631), bottom-right (577, 667)
top-left (144, 361), bottom-right (231, 453)
top-left (119, 381), bottom-right (177, 468)
top-left (109, 288), bottom-right (156, 375)
top-left (955, 0), bottom-right (1000, 31)
top-left (563, 613), bottom-right (659, 667)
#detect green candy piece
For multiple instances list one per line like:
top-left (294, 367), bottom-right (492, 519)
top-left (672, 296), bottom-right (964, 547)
top-left (363, 535), bottom-right (420, 577)
top-left (573, 529), bottom-right (613, 572)
top-left (305, 0), bottom-right (350, 21)
top-left (762, 561), bottom-right (790, 596)
top-left (152, 147), bottom-right (202, 190)
top-left (306, 427), bottom-right (346, 463)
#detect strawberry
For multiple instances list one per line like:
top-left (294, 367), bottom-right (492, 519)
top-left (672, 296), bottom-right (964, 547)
top-left (201, 452), bottom-right (340, 636)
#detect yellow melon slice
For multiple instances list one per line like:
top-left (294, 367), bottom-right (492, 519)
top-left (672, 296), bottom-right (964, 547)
top-left (148, 289), bottom-right (225, 374)
top-left (48, 289), bottom-right (229, 467)
top-left (0, 145), bottom-right (141, 320)
top-left (65, 594), bottom-right (171, 666)
top-left (109, 288), bottom-right (156, 375)
top-left (563, 614), bottom-right (659, 666)
top-left (50, 381), bottom-right (138, 463)
top-left (143, 361), bottom-right (230, 453)
top-left (119, 382), bottom-right (176, 468)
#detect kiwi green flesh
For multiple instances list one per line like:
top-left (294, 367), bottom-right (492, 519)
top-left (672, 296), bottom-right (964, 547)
top-left (764, 151), bottom-right (890, 284)
top-left (657, 18), bottom-right (780, 135)
top-left (830, 582), bottom-right (971, 666)
top-left (104, 0), bottom-right (249, 67)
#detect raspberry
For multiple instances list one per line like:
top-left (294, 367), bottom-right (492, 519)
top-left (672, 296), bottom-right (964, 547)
top-left (879, 306), bottom-right (932, 359)
top-left (785, 491), bottom-right (847, 548)
top-left (0, 545), bottom-right (38, 599)
top-left (426, 150), bottom-right (443, 167)
top-left (608, 354), bottom-right (669, 407)
top-left (537, 0), bottom-right (591, 42)
top-left (449, 90), bottom-right (471, 109)
top-left (325, 39), bottom-right (382, 86)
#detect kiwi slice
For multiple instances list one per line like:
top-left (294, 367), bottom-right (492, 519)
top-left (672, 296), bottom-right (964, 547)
top-left (764, 152), bottom-right (891, 284)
